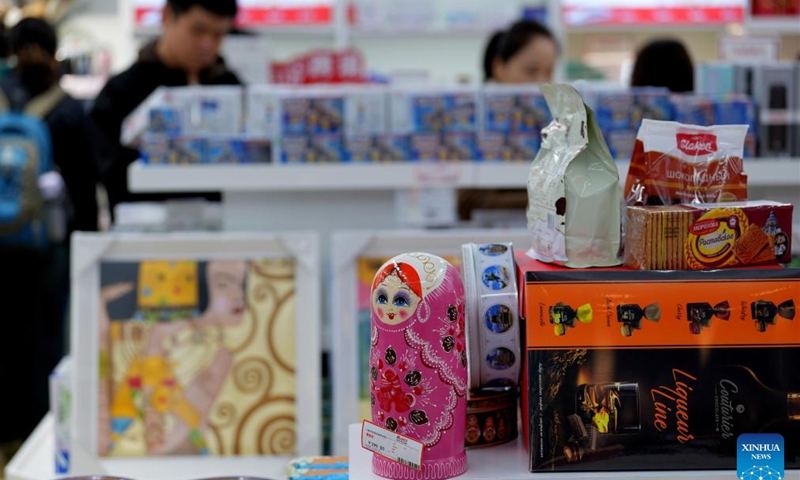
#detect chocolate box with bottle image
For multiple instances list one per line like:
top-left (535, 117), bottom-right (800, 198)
top-left (520, 267), bottom-right (800, 472)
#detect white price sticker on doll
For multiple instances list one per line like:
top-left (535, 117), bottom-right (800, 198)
top-left (361, 420), bottom-right (424, 470)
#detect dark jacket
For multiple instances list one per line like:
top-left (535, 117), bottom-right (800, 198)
top-left (0, 74), bottom-right (98, 443)
top-left (90, 41), bottom-right (242, 215)
top-left (0, 75), bottom-right (99, 233)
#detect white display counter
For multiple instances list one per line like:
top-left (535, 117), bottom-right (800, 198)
top-left (5, 415), bottom-right (291, 480)
top-left (128, 158), bottom-right (800, 231)
top-left (128, 160), bottom-right (800, 195)
top-left (346, 423), bottom-right (799, 480)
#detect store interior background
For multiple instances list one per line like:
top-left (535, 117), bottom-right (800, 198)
top-left (52, 0), bottom-right (800, 237)
top-left (2, 0), bottom-right (800, 476)
top-left (63, 0), bottom-right (800, 83)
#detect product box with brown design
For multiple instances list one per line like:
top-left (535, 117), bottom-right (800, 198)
top-left (625, 200), bottom-right (793, 270)
top-left (520, 267), bottom-right (800, 472)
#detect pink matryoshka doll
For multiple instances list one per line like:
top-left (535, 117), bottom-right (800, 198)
top-left (370, 253), bottom-right (468, 480)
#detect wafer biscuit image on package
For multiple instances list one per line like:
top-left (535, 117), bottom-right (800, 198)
top-left (625, 201), bottom-right (793, 270)
top-left (734, 224), bottom-right (771, 264)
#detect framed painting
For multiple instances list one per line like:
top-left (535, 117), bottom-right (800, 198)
top-left (70, 232), bottom-right (322, 458)
top-left (329, 228), bottom-right (530, 455)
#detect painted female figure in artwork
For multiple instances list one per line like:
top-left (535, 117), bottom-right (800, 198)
top-left (369, 253), bottom-right (467, 480)
top-left (99, 260), bottom-right (247, 456)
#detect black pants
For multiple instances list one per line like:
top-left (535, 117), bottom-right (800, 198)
top-left (0, 245), bottom-right (68, 443)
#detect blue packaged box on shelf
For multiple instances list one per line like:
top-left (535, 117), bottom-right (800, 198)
top-left (345, 134), bottom-right (410, 162)
top-left (283, 98), bottom-right (313, 135)
top-left (714, 96), bottom-right (753, 124)
top-left (309, 97), bottom-right (345, 134)
top-left (606, 130), bottom-right (636, 161)
top-left (593, 91), bottom-right (635, 131)
top-left (390, 88), bottom-right (476, 134)
top-left (311, 134), bottom-right (345, 163)
top-left (445, 92), bottom-right (477, 132)
top-left (281, 135), bottom-right (309, 163)
top-left (671, 95), bottom-right (716, 126)
top-left (477, 132), bottom-right (508, 161)
top-left (443, 132), bottom-right (478, 161)
top-left (172, 137), bottom-right (205, 164)
top-left (376, 134), bottom-right (411, 162)
top-left (714, 95), bottom-right (758, 157)
top-left (477, 132), bottom-right (540, 162)
top-left (409, 132), bottom-right (447, 161)
top-left (206, 138), bottom-right (247, 164)
top-left (148, 107), bottom-right (181, 136)
top-left (206, 138), bottom-right (272, 164)
top-left (516, 92), bottom-right (551, 132)
top-left (139, 133), bottom-right (172, 164)
top-left (632, 88), bottom-right (673, 130)
top-left (481, 86), bottom-right (550, 134)
top-left (255, 88), bottom-right (360, 137)
top-left (481, 91), bottom-right (515, 133)
top-left (345, 135), bottom-right (378, 162)
top-left (411, 95), bottom-right (448, 133)
top-left (281, 134), bottom-right (344, 163)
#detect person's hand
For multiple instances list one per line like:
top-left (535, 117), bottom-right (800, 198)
top-left (100, 282), bottom-right (135, 303)
top-left (145, 320), bottom-right (192, 356)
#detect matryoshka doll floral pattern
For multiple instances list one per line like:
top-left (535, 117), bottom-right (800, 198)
top-left (370, 253), bottom-right (468, 480)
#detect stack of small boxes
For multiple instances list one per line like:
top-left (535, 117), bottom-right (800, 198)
top-left (247, 85), bottom-right (391, 163)
top-left (388, 87), bottom-right (479, 161)
top-left (135, 74), bottom-right (796, 165)
top-left (478, 85), bottom-right (551, 162)
top-left (696, 61), bottom-right (800, 157)
top-left (580, 85), bottom-right (673, 161)
top-left (140, 86), bottom-right (272, 165)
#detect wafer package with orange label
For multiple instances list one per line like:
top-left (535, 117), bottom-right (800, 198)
top-left (625, 119), bottom-right (749, 206)
top-left (625, 200), bottom-right (793, 270)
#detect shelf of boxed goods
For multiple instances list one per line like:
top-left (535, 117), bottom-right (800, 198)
top-left (345, 424), bottom-right (743, 479)
top-left (129, 158), bottom-right (800, 193)
top-left (4, 414), bottom-right (291, 480)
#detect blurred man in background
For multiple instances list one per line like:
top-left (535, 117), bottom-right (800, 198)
top-left (91, 0), bottom-right (240, 219)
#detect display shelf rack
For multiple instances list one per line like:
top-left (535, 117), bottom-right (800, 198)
top-left (347, 424), bottom-right (790, 480)
top-left (129, 158), bottom-right (800, 193)
top-left (5, 414), bottom-right (292, 480)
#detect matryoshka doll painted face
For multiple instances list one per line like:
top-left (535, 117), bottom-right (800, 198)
top-left (372, 262), bottom-right (423, 326)
top-left (370, 253), bottom-right (468, 480)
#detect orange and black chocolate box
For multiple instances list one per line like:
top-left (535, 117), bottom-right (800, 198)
top-left (518, 262), bottom-right (800, 472)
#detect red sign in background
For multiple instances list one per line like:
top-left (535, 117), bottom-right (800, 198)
top-left (135, 4), bottom-right (333, 28)
top-left (563, 6), bottom-right (744, 26)
top-left (751, 0), bottom-right (800, 15)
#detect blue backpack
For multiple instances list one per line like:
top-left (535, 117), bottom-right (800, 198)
top-left (0, 85), bottom-right (64, 249)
